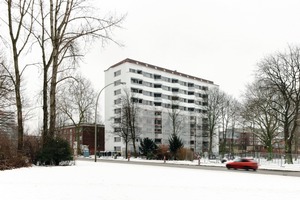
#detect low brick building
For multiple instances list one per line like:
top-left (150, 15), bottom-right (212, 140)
top-left (56, 123), bottom-right (104, 155)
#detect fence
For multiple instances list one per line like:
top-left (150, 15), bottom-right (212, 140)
top-left (216, 152), bottom-right (300, 165)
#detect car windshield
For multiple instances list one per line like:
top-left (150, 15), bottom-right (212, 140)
top-left (233, 158), bottom-right (242, 162)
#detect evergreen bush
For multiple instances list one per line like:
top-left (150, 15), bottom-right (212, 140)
top-left (168, 134), bottom-right (184, 160)
top-left (139, 137), bottom-right (157, 159)
top-left (37, 137), bottom-right (73, 166)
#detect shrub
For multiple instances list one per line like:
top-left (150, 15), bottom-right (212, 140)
top-left (177, 148), bottom-right (194, 161)
top-left (155, 144), bottom-right (170, 160)
top-left (0, 133), bottom-right (30, 170)
top-left (23, 135), bottom-right (42, 164)
top-left (37, 137), bottom-right (73, 166)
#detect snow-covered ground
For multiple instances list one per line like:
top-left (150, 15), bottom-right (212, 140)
top-left (1, 158), bottom-right (300, 200)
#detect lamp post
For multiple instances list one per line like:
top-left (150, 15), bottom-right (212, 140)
top-left (94, 82), bottom-right (125, 162)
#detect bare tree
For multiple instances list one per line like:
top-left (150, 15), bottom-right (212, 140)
top-left (124, 89), bottom-right (140, 157)
top-left (256, 45), bottom-right (300, 164)
top-left (242, 80), bottom-right (280, 160)
top-left (204, 88), bottom-right (225, 156)
top-left (57, 75), bottom-right (96, 154)
top-left (219, 94), bottom-right (237, 157)
top-left (168, 96), bottom-right (184, 136)
top-left (3, 0), bottom-right (35, 151)
top-left (111, 89), bottom-right (140, 158)
top-left (32, 0), bottom-right (125, 143)
top-left (111, 102), bottom-right (131, 158)
top-left (228, 98), bottom-right (242, 155)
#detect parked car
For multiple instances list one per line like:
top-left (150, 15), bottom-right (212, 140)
top-left (221, 157), bottom-right (228, 163)
top-left (226, 158), bottom-right (258, 171)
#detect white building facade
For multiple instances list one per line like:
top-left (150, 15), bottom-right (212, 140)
top-left (104, 58), bottom-right (219, 155)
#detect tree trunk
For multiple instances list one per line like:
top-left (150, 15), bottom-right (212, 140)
top-left (76, 126), bottom-right (81, 155)
top-left (285, 136), bottom-right (293, 164)
top-left (15, 75), bottom-right (23, 151)
top-left (132, 139), bottom-right (137, 158)
top-left (7, 0), bottom-right (24, 151)
top-left (42, 68), bottom-right (48, 144)
top-left (125, 140), bottom-right (128, 158)
top-left (49, 65), bottom-right (58, 137)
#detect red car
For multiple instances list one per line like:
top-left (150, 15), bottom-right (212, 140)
top-left (226, 158), bottom-right (258, 171)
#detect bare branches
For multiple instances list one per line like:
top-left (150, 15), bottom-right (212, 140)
top-left (36, 0), bottom-right (125, 137)
top-left (254, 45), bottom-right (300, 163)
top-left (0, 57), bottom-right (14, 108)
top-left (4, 0), bottom-right (36, 150)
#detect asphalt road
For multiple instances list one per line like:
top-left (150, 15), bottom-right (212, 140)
top-left (76, 157), bottom-right (300, 177)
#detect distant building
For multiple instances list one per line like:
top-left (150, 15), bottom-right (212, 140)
top-left (104, 58), bottom-right (219, 155)
top-left (56, 123), bottom-right (104, 155)
top-left (0, 110), bottom-right (17, 149)
top-left (219, 128), bottom-right (285, 155)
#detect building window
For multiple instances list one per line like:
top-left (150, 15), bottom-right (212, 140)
top-left (188, 107), bottom-right (195, 112)
top-left (188, 99), bottom-right (194, 103)
top-left (132, 98), bottom-right (143, 104)
top-left (114, 146), bottom-right (121, 152)
top-left (129, 68), bottom-right (136, 73)
top-left (154, 93), bottom-right (162, 97)
top-left (164, 103), bottom-right (170, 108)
top-left (179, 81), bottom-right (187, 86)
top-left (144, 100), bottom-right (153, 105)
top-left (114, 89), bottom-right (121, 95)
top-left (154, 84), bottom-right (162, 88)
top-left (155, 138), bottom-right (162, 144)
top-left (114, 98), bottom-right (121, 105)
top-left (154, 102), bottom-right (162, 106)
top-left (155, 128), bottom-right (162, 134)
top-left (155, 119), bottom-right (162, 125)
top-left (172, 104), bottom-right (179, 109)
top-left (172, 88), bottom-right (179, 93)
top-left (172, 96), bottom-right (179, 101)
top-left (155, 111), bottom-right (162, 116)
top-left (143, 72), bottom-right (153, 78)
top-left (188, 91), bottom-right (194, 95)
top-left (114, 137), bottom-right (121, 142)
top-left (131, 88), bottom-right (143, 93)
top-left (114, 79), bottom-right (122, 86)
top-left (131, 78), bottom-right (143, 85)
top-left (114, 118), bottom-right (121, 123)
top-left (143, 81), bottom-right (152, 87)
top-left (114, 128), bottom-right (121, 132)
top-left (143, 91), bottom-right (152, 96)
top-left (172, 79), bottom-right (178, 83)
top-left (114, 70), bottom-right (121, 77)
top-left (188, 83), bottom-right (194, 87)
top-left (114, 108), bottom-right (121, 114)
top-left (154, 74), bottom-right (161, 79)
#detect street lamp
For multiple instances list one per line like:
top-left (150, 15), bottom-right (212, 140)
top-left (94, 81), bottom-right (125, 162)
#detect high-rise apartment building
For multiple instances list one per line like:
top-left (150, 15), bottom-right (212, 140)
top-left (104, 58), bottom-right (219, 155)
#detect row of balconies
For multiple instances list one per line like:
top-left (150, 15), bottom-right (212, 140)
top-left (129, 68), bottom-right (209, 91)
top-left (131, 79), bottom-right (209, 98)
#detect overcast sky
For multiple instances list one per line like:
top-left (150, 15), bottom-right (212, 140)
top-left (80, 0), bottom-right (300, 100)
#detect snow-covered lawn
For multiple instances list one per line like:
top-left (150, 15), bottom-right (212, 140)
top-left (0, 159), bottom-right (300, 200)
